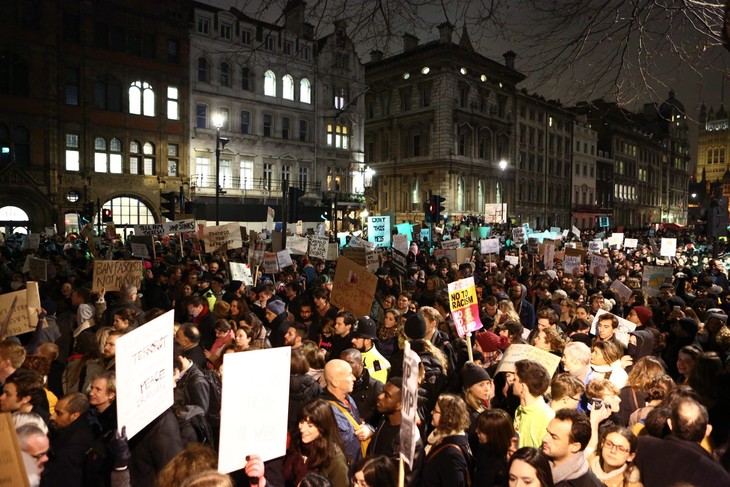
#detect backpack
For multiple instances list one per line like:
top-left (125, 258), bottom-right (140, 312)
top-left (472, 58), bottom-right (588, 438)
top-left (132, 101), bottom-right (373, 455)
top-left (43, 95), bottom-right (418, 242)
top-left (199, 368), bottom-right (222, 446)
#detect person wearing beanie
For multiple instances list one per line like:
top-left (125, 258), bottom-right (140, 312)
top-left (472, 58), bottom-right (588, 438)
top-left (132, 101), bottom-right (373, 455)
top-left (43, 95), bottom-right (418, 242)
top-left (351, 317), bottom-right (390, 384)
top-left (627, 305), bottom-right (653, 328)
top-left (265, 299), bottom-right (290, 348)
top-left (460, 362), bottom-right (492, 437)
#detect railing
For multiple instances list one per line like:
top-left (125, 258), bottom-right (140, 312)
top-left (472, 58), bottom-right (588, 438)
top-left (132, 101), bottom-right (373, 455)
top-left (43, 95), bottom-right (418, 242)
top-left (192, 175), bottom-right (321, 194)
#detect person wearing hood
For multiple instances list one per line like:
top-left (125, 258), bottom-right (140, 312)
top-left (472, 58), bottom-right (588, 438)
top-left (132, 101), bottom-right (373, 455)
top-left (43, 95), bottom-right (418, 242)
top-left (508, 281), bottom-right (536, 330)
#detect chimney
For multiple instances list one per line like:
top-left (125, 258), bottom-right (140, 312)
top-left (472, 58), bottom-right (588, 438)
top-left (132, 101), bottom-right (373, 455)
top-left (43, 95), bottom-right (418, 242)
top-left (403, 33), bottom-right (419, 52)
top-left (283, 0), bottom-right (306, 35)
top-left (438, 22), bottom-right (453, 44)
top-left (503, 50), bottom-right (516, 70)
top-left (370, 49), bottom-right (383, 62)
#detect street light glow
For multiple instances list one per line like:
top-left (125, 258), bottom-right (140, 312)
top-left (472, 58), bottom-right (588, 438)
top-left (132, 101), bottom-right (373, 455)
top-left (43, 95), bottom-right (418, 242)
top-left (498, 159), bottom-right (507, 171)
top-left (212, 112), bottom-right (225, 128)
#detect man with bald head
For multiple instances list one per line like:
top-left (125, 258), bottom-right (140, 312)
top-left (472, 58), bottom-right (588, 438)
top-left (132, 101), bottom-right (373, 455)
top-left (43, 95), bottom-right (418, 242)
top-left (633, 396), bottom-right (730, 486)
top-left (45, 392), bottom-right (97, 485)
top-left (340, 348), bottom-right (382, 424)
top-left (321, 358), bottom-right (374, 464)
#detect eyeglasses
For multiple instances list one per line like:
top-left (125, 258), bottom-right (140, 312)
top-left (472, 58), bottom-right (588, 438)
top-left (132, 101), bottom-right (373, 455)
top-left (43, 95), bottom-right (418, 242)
top-left (603, 439), bottom-right (630, 454)
top-left (30, 450), bottom-right (50, 461)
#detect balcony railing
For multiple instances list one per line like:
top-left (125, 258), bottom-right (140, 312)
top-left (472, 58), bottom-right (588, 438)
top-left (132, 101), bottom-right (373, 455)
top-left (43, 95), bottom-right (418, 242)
top-left (192, 175), bottom-right (321, 194)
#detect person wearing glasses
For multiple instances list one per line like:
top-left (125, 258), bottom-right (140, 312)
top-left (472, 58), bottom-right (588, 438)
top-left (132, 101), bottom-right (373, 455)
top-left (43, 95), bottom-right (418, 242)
top-left (351, 455), bottom-right (397, 487)
top-left (587, 426), bottom-right (642, 487)
top-left (549, 373), bottom-right (585, 412)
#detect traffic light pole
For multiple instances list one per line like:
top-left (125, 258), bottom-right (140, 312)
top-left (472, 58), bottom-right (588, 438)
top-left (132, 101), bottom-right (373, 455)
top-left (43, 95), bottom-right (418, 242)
top-left (215, 125), bottom-right (221, 225)
top-left (96, 198), bottom-right (101, 236)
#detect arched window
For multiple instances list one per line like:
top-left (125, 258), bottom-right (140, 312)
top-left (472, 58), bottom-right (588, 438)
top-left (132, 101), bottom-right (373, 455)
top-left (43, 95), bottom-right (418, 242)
top-left (197, 57), bottom-right (209, 82)
top-left (93, 75), bottom-right (122, 111)
top-left (94, 136), bottom-right (123, 173)
top-left (0, 52), bottom-right (29, 96)
top-left (264, 70), bottom-right (276, 97)
top-left (282, 74), bottom-right (294, 100)
top-left (410, 179), bottom-right (420, 211)
top-left (457, 176), bottom-right (465, 212)
top-left (241, 67), bottom-right (252, 91)
top-left (129, 81), bottom-right (154, 116)
top-left (220, 62), bottom-right (230, 87)
top-left (477, 180), bottom-right (484, 210)
top-left (143, 142), bottom-right (155, 175)
top-left (0, 125), bottom-right (30, 166)
top-left (0, 206), bottom-right (29, 234)
top-left (100, 196), bottom-right (155, 236)
top-left (300, 78), bottom-right (311, 104)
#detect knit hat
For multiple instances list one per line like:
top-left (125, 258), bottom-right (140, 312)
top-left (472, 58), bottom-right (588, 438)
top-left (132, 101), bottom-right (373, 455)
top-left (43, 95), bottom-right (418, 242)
top-left (404, 313), bottom-right (427, 340)
top-left (632, 306), bottom-right (653, 326)
top-left (475, 330), bottom-right (507, 353)
top-left (266, 300), bottom-right (286, 316)
top-left (226, 280), bottom-right (243, 293)
top-left (461, 362), bottom-right (491, 389)
top-left (353, 317), bottom-right (378, 340)
top-left (706, 309), bottom-right (728, 324)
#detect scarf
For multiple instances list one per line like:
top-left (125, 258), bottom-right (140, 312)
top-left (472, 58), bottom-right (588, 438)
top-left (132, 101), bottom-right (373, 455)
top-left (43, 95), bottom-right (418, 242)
top-left (378, 324), bottom-right (400, 341)
top-left (425, 428), bottom-right (465, 455)
top-left (551, 452), bottom-right (590, 484)
top-left (588, 455), bottom-right (627, 482)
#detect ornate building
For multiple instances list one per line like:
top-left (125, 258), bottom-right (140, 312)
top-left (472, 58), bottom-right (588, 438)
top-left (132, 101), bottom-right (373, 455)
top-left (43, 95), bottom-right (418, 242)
top-left (364, 24), bottom-right (523, 224)
top-left (571, 116), bottom-right (602, 229)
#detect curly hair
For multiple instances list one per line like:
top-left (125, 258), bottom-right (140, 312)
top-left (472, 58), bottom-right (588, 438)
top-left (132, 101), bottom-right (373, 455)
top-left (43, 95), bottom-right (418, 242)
top-left (434, 394), bottom-right (471, 433)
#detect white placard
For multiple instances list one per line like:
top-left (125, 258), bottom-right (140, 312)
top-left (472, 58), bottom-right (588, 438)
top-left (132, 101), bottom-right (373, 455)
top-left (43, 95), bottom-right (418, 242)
top-left (590, 254), bottom-right (609, 277)
top-left (512, 227), bottom-right (525, 245)
top-left (484, 203), bottom-right (507, 224)
top-left (296, 220), bottom-right (303, 235)
top-left (610, 279), bottom-right (633, 302)
top-left (660, 238), bottom-right (677, 257)
top-left (589, 240), bottom-right (602, 254)
top-left (624, 238), bottom-right (638, 248)
top-left (130, 243), bottom-right (150, 259)
top-left (496, 344), bottom-right (562, 377)
top-left (115, 310), bottom-right (174, 438)
top-left (218, 348), bottom-right (290, 472)
top-left (392, 233), bottom-right (409, 255)
top-left (441, 238), bottom-right (461, 250)
top-left (590, 309), bottom-right (636, 347)
top-left (505, 255), bottom-right (519, 266)
top-left (203, 223), bottom-right (243, 250)
top-left (543, 242), bottom-right (555, 269)
top-left (45, 226), bottom-right (56, 236)
top-left (571, 225), bottom-right (581, 238)
top-left (367, 215), bottom-right (392, 248)
top-left (365, 251), bottom-right (380, 273)
top-left (265, 207), bottom-right (275, 231)
top-left (608, 233), bottom-right (624, 248)
top-left (480, 238), bottom-right (500, 254)
top-left (276, 250), bottom-right (293, 269)
top-left (400, 342), bottom-right (421, 468)
top-left (229, 262), bottom-right (252, 286)
top-left (308, 236), bottom-right (329, 261)
top-left (286, 236), bottom-right (309, 255)
top-left (263, 252), bottom-right (279, 274)
top-left (134, 219), bottom-right (195, 236)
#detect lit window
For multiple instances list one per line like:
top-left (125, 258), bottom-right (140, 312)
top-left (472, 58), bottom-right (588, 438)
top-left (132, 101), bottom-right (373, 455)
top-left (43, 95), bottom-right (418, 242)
top-left (240, 159), bottom-right (253, 189)
top-left (129, 81), bottom-right (155, 116)
top-left (195, 156), bottom-right (210, 188)
top-left (65, 133), bottom-right (80, 171)
top-left (264, 70), bottom-right (276, 96)
top-left (282, 74), bottom-right (294, 100)
top-left (326, 124), bottom-right (349, 149)
top-left (130, 140), bottom-right (141, 174)
top-left (300, 78), bottom-right (311, 103)
top-left (167, 86), bottom-right (178, 120)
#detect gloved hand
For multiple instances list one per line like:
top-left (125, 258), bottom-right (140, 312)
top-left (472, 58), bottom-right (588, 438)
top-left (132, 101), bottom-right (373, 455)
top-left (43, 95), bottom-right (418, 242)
top-left (110, 426), bottom-right (131, 470)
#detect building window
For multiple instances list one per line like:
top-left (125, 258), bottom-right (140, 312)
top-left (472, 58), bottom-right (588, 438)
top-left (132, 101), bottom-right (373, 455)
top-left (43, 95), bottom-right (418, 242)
top-left (241, 67), bottom-right (251, 91)
top-left (93, 75), bottom-right (122, 111)
top-left (411, 179), bottom-right (420, 211)
top-left (130, 140), bottom-right (141, 174)
top-left (334, 86), bottom-right (346, 109)
top-left (263, 163), bottom-right (273, 190)
top-left (220, 159), bottom-right (232, 188)
top-left (167, 39), bottom-right (179, 63)
top-left (282, 75), bottom-right (294, 100)
top-left (299, 166), bottom-right (308, 189)
top-left (282, 117), bottom-right (291, 139)
top-left (459, 84), bottom-right (468, 108)
top-left (0, 52), bottom-right (29, 96)
top-left (220, 22), bottom-right (231, 40)
top-left (167, 86), bottom-right (179, 120)
top-left (282, 165), bottom-right (291, 183)
top-left (95, 137), bottom-right (121, 173)
top-left (128, 80), bottom-right (154, 116)
top-left (196, 104), bottom-right (207, 129)
top-left (400, 88), bottom-right (411, 112)
top-left (143, 142), bottom-right (155, 175)
top-left (284, 40), bottom-right (293, 55)
top-left (300, 78), bottom-right (311, 103)
top-left (65, 67), bottom-right (79, 105)
top-left (196, 16), bottom-right (210, 34)
top-left (65, 133), bottom-right (80, 171)
top-left (218, 108), bottom-right (230, 131)
top-left (240, 159), bottom-right (253, 189)
top-left (220, 62), bottom-right (231, 87)
top-left (197, 58), bottom-right (209, 82)
top-left (419, 84), bottom-right (431, 107)
top-left (301, 46), bottom-right (310, 60)
top-left (240, 110), bottom-right (250, 134)
top-left (195, 156), bottom-right (210, 188)
top-left (241, 30), bottom-right (252, 45)
top-left (167, 143), bottom-right (178, 176)
top-left (264, 70), bottom-right (276, 97)
top-left (263, 114), bottom-right (273, 137)
top-left (412, 134), bottom-right (422, 157)
top-left (265, 35), bottom-right (275, 51)
top-left (110, 138), bottom-right (123, 173)
top-left (299, 120), bottom-right (309, 142)
top-left (94, 137), bottom-right (108, 172)
top-left (326, 124), bottom-right (349, 149)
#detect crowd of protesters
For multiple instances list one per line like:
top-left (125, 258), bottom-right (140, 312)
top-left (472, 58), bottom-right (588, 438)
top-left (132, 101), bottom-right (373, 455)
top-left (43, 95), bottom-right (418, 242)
top-left (3, 222), bottom-right (730, 486)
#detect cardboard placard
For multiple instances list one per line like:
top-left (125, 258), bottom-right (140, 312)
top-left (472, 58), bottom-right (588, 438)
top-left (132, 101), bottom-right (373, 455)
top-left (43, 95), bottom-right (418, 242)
top-left (0, 282), bottom-right (43, 338)
top-left (203, 223), bottom-right (243, 251)
top-left (28, 257), bottom-right (47, 282)
top-left (0, 413), bottom-right (30, 487)
top-left (307, 236), bottom-right (329, 261)
top-left (326, 243), bottom-right (340, 261)
top-left (400, 342), bottom-right (421, 468)
top-left (330, 256), bottom-right (378, 318)
top-left (496, 344), bottom-right (561, 377)
top-left (92, 260), bottom-right (144, 293)
top-left (263, 252), bottom-right (279, 274)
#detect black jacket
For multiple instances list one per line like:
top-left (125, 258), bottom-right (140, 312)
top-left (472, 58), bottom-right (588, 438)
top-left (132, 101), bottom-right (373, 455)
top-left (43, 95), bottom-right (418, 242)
top-left (554, 470), bottom-right (604, 487)
top-left (129, 408), bottom-right (183, 487)
top-left (288, 373), bottom-right (321, 431)
top-left (350, 368), bottom-right (382, 425)
top-left (421, 434), bottom-right (473, 487)
top-left (42, 417), bottom-right (97, 487)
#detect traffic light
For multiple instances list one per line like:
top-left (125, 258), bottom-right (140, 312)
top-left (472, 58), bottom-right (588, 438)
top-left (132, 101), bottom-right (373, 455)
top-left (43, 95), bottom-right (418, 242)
top-left (80, 201), bottom-right (95, 224)
top-left (434, 194), bottom-right (446, 221)
top-left (102, 208), bottom-right (113, 223)
top-left (321, 197), bottom-right (333, 221)
top-left (424, 199), bottom-right (436, 223)
top-left (160, 191), bottom-right (177, 220)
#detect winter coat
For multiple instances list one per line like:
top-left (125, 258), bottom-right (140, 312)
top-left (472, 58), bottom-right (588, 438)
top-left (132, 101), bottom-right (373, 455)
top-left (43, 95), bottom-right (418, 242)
top-left (288, 373), bottom-right (321, 431)
top-left (128, 409), bottom-right (183, 487)
top-left (421, 433), bottom-right (473, 487)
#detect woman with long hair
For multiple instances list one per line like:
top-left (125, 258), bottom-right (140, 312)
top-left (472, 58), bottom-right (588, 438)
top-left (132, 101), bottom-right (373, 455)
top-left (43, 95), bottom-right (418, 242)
top-left (508, 447), bottom-right (554, 487)
top-left (474, 409), bottom-right (515, 487)
top-left (618, 356), bottom-right (665, 425)
top-left (588, 426), bottom-right (642, 487)
top-left (282, 399), bottom-right (348, 487)
top-left (351, 455), bottom-right (397, 487)
top-left (376, 308), bottom-right (401, 361)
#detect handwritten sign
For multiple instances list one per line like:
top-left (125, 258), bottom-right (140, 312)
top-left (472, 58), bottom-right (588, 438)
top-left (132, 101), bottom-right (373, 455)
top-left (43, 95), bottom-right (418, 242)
top-left (571, 225), bottom-right (581, 239)
top-left (343, 247), bottom-right (367, 266)
top-left (286, 236), bottom-right (309, 255)
top-left (441, 238), bottom-right (461, 250)
top-left (203, 223), bottom-right (243, 251)
top-left (276, 250), bottom-right (293, 269)
top-left (448, 277), bottom-right (483, 338)
top-left (505, 255), bottom-right (519, 266)
top-left (326, 242), bottom-right (340, 261)
top-left (496, 344), bottom-right (561, 377)
top-left (0, 282), bottom-right (43, 339)
top-left (0, 413), bottom-right (29, 487)
top-left (115, 310), bottom-right (174, 438)
top-left (365, 251), bottom-right (380, 273)
top-left (130, 243), bottom-right (150, 259)
top-left (367, 215), bottom-right (391, 248)
top-left (624, 238), bottom-right (638, 248)
top-left (308, 236), bottom-right (329, 261)
top-left (262, 252), bottom-right (279, 274)
top-left (608, 233), bottom-right (624, 248)
top-left (589, 254), bottom-right (609, 278)
top-left (484, 203), bottom-right (507, 224)
top-left (92, 260), bottom-right (143, 292)
top-left (400, 342), bottom-right (421, 468)
top-left (590, 309), bottom-right (636, 347)
top-left (218, 347), bottom-right (290, 472)
top-left (543, 241), bottom-right (555, 269)
top-left (28, 257), bottom-right (47, 282)
top-left (229, 262), bottom-right (252, 286)
top-left (642, 265), bottom-right (673, 297)
top-left (134, 219), bottom-right (195, 236)
top-left (610, 279), bottom-right (633, 302)
top-left (330, 256), bottom-right (378, 318)
top-left (563, 249), bottom-right (584, 276)
top-left (392, 233), bottom-right (409, 255)
top-left (660, 238), bottom-right (677, 257)
top-left (480, 238), bottom-right (500, 254)
top-left (512, 227), bottom-right (526, 245)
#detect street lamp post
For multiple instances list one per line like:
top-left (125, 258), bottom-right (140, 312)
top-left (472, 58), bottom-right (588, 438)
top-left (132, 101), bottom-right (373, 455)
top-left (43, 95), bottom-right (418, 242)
top-left (498, 159), bottom-right (507, 223)
top-left (212, 113), bottom-right (224, 225)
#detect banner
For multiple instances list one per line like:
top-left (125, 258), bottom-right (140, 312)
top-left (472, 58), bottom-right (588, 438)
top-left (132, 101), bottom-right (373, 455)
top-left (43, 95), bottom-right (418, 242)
top-left (590, 309), bottom-right (636, 347)
top-left (203, 223), bottom-right (243, 250)
top-left (0, 282), bottom-right (43, 337)
top-left (480, 238), bottom-right (500, 255)
top-left (115, 310), bottom-right (174, 438)
top-left (330, 256), bottom-right (378, 318)
top-left (308, 236), bottom-right (329, 261)
top-left (400, 342), bottom-right (421, 468)
top-left (218, 347), bottom-right (290, 472)
top-left (134, 219), bottom-right (195, 236)
top-left (229, 262), bottom-right (253, 286)
top-left (92, 260), bottom-right (143, 292)
top-left (448, 277), bottom-right (483, 337)
top-left (642, 265), bottom-right (673, 297)
top-left (496, 344), bottom-right (561, 377)
top-left (367, 215), bottom-right (392, 248)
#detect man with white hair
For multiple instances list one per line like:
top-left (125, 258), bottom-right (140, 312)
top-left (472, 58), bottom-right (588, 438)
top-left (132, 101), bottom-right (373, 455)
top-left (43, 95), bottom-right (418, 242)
top-left (561, 341), bottom-right (593, 412)
top-left (16, 424), bottom-right (49, 486)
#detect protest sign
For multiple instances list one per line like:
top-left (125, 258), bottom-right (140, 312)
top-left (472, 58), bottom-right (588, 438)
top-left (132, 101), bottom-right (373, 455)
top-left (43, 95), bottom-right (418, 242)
top-left (348, 235), bottom-right (376, 250)
top-left (496, 344), bottom-right (561, 377)
top-left (395, 222), bottom-right (413, 237)
top-left (343, 247), bottom-right (367, 266)
top-left (92, 260), bottom-right (143, 292)
top-left (608, 233), bottom-right (624, 248)
top-left (308, 235), bottom-right (329, 261)
top-left (28, 257), bottom-right (47, 281)
top-left (478, 226), bottom-right (491, 238)
top-left (480, 238), bottom-right (500, 255)
top-left (365, 251), bottom-right (380, 273)
top-left (526, 237), bottom-right (538, 256)
top-left (505, 255), bottom-right (519, 266)
top-left (0, 282), bottom-right (43, 338)
top-left (229, 262), bottom-right (253, 286)
top-left (589, 254), bottom-right (609, 278)
top-left (134, 219), bottom-right (195, 236)
top-left (330, 256), bottom-right (378, 318)
top-left (367, 215), bottom-right (391, 248)
top-left (203, 223), bottom-right (243, 251)
top-left (22, 234), bottom-right (40, 250)
top-left (550, 227), bottom-right (561, 234)
top-left (276, 250), bottom-right (293, 269)
top-left (263, 252), bottom-right (279, 274)
top-left (271, 231), bottom-right (283, 253)
top-left (391, 248), bottom-right (408, 275)
top-left (484, 203), bottom-right (507, 224)
top-left (286, 236), bottom-right (309, 255)
top-left (218, 347), bottom-right (290, 472)
top-left (326, 242), bottom-right (340, 261)
top-left (588, 240), bottom-right (602, 254)
top-left (512, 227), bottom-right (525, 245)
top-left (45, 226), bottom-right (55, 236)
top-left (571, 225), bottom-right (581, 239)
top-left (590, 309), bottom-right (636, 347)
top-left (456, 247), bottom-right (473, 264)
top-left (0, 413), bottom-right (29, 487)
top-left (265, 207), bottom-right (275, 230)
top-left (441, 238), bottom-right (461, 250)
top-left (392, 233), bottom-right (409, 255)
top-left (448, 277), bottom-right (483, 337)
top-left (130, 243), bottom-right (150, 259)
top-left (129, 235), bottom-right (155, 259)
top-left (296, 220), bottom-right (303, 235)
top-left (420, 227), bottom-right (431, 243)
top-left (400, 342), bottom-right (421, 468)
top-left (624, 238), bottom-right (638, 248)
top-left (642, 265), bottom-right (673, 297)
top-left (543, 241), bottom-right (555, 269)
top-left (610, 279), bottom-right (633, 303)
top-left (115, 310), bottom-right (174, 438)
top-left (660, 238), bottom-right (677, 257)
